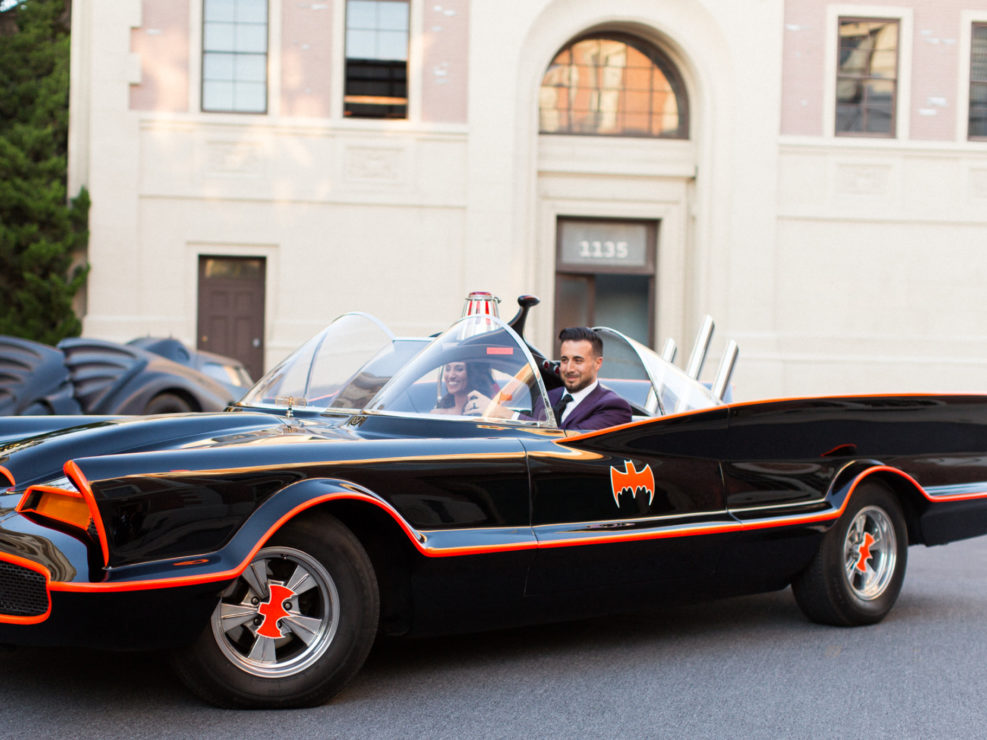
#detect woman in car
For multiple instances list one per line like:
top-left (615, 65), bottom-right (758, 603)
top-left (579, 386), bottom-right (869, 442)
top-left (432, 361), bottom-right (497, 415)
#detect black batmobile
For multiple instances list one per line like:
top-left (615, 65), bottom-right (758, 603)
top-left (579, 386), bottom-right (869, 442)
top-left (1, 304), bottom-right (987, 709)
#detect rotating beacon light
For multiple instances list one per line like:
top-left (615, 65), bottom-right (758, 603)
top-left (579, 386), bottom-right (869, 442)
top-left (462, 291), bottom-right (501, 318)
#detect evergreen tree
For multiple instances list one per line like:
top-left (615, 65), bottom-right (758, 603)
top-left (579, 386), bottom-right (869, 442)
top-left (0, 0), bottom-right (89, 344)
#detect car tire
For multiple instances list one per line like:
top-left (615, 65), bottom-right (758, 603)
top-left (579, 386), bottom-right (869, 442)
top-left (143, 392), bottom-right (193, 414)
top-left (791, 482), bottom-right (907, 626)
top-left (170, 514), bottom-right (380, 708)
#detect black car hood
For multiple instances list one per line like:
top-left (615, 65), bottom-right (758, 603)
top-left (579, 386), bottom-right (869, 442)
top-left (0, 411), bottom-right (358, 491)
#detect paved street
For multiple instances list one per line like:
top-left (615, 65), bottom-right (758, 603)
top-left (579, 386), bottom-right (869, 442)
top-left (3, 535), bottom-right (987, 739)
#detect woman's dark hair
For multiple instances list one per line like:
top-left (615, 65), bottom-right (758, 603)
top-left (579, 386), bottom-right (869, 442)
top-left (436, 362), bottom-right (497, 409)
top-left (558, 327), bottom-right (603, 356)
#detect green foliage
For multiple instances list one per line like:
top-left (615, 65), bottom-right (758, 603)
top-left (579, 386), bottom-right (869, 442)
top-left (0, 0), bottom-right (89, 345)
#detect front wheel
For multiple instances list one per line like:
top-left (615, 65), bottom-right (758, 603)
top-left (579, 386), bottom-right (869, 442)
top-left (792, 483), bottom-right (907, 626)
top-left (171, 514), bottom-right (379, 708)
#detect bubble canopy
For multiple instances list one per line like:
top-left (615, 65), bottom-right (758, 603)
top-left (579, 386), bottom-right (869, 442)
top-left (236, 311), bottom-right (719, 424)
top-left (367, 315), bottom-right (554, 425)
top-left (239, 313), bottom-right (426, 413)
top-left (238, 313), bottom-right (555, 425)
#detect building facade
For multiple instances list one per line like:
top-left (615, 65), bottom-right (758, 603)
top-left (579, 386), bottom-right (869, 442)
top-left (68, 0), bottom-right (987, 398)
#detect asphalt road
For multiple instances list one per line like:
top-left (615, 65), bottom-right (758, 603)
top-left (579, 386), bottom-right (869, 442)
top-left (3, 535), bottom-right (987, 739)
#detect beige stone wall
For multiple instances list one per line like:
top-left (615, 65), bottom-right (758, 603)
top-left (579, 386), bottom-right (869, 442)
top-left (69, 0), bottom-right (987, 400)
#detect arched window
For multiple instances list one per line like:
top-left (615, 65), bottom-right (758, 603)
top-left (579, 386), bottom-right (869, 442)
top-left (539, 33), bottom-right (689, 138)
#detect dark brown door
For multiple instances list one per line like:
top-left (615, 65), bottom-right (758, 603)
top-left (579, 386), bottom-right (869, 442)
top-left (197, 256), bottom-right (266, 379)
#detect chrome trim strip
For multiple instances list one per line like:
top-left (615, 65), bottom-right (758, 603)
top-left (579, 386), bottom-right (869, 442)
top-left (728, 498), bottom-right (827, 514)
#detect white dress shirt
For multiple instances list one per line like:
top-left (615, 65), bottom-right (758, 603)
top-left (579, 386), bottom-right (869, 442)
top-left (559, 380), bottom-right (598, 424)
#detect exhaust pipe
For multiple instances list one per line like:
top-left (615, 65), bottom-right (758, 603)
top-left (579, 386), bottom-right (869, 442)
top-left (685, 316), bottom-right (714, 379)
top-left (712, 340), bottom-right (739, 402)
top-left (660, 338), bottom-right (677, 364)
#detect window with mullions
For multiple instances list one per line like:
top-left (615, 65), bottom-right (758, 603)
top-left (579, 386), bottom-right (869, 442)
top-left (539, 34), bottom-right (688, 138)
top-left (202, 0), bottom-right (268, 113)
top-left (345, 0), bottom-right (409, 119)
top-left (836, 18), bottom-right (899, 136)
top-left (970, 24), bottom-right (987, 139)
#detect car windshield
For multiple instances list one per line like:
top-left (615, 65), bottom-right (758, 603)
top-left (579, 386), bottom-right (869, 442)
top-left (594, 327), bottom-right (718, 415)
top-left (239, 313), bottom-right (413, 411)
top-left (366, 315), bottom-right (554, 425)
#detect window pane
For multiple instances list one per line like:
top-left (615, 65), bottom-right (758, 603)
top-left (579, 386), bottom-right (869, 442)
top-left (203, 80), bottom-right (235, 110)
top-left (204, 0), bottom-right (235, 22)
top-left (863, 79), bottom-right (894, 133)
top-left (539, 34), bottom-right (688, 138)
top-left (971, 81), bottom-right (987, 137)
top-left (346, 29), bottom-right (376, 58)
top-left (556, 276), bottom-right (592, 329)
top-left (236, 0), bottom-right (266, 24)
top-left (204, 22), bottom-right (236, 51)
top-left (203, 52), bottom-right (235, 81)
top-left (236, 23), bottom-right (267, 53)
top-left (235, 53), bottom-right (267, 82)
top-left (378, 1), bottom-right (408, 31)
top-left (595, 275), bottom-right (650, 346)
top-left (234, 81), bottom-right (266, 112)
top-left (347, 0), bottom-right (376, 29)
top-left (377, 30), bottom-right (408, 61)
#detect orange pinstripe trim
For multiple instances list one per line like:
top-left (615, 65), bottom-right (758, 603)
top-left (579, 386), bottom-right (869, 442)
top-left (0, 553), bottom-right (52, 625)
top-left (64, 461), bottom-right (110, 567)
top-left (37, 466), bottom-right (987, 595)
top-left (0, 465), bottom-right (14, 489)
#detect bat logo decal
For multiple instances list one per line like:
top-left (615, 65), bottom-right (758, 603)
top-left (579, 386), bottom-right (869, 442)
top-left (610, 460), bottom-right (655, 507)
top-left (256, 583), bottom-right (294, 639)
top-left (854, 532), bottom-right (876, 573)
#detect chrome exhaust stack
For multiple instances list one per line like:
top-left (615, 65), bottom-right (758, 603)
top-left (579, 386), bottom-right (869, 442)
top-left (660, 338), bottom-right (677, 364)
top-left (685, 316), bottom-right (714, 379)
top-left (711, 340), bottom-right (739, 402)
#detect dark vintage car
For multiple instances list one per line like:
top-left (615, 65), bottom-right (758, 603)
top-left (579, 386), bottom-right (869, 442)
top-left (0, 300), bottom-right (986, 709)
top-left (0, 335), bottom-right (248, 416)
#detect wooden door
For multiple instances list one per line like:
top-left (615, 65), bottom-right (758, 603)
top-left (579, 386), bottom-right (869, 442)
top-left (197, 256), bottom-right (266, 379)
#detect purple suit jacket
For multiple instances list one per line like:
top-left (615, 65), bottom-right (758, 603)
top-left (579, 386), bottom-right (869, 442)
top-left (549, 384), bottom-right (632, 431)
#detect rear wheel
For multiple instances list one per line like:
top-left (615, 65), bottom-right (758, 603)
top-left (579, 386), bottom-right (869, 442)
top-left (792, 483), bottom-right (907, 626)
top-left (171, 515), bottom-right (379, 708)
top-left (144, 392), bottom-right (193, 414)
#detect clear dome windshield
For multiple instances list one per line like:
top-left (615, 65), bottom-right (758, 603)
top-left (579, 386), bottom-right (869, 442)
top-left (367, 315), bottom-right (553, 425)
top-left (239, 313), bottom-right (411, 411)
top-left (594, 327), bottom-right (718, 415)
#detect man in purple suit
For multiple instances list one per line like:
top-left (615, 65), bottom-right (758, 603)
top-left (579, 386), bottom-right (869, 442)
top-left (463, 327), bottom-right (632, 431)
top-left (547, 327), bottom-right (632, 431)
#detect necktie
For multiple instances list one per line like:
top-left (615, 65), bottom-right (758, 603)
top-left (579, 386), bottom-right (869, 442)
top-left (553, 393), bottom-right (573, 425)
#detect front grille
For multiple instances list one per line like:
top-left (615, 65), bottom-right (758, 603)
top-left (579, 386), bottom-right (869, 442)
top-left (0, 561), bottom-right (48, 617)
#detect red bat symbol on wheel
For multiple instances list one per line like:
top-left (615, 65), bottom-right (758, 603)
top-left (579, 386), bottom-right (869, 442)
top-left (610, 460), bottom-right (655, 507)
top-left (257, 583), bottom-right (295, 639)
top-left (854, 532), bottom-right (876, 573)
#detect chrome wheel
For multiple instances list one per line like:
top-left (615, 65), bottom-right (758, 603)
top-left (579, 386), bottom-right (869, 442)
top-left (211, 546), bottom-right (340, 678)
top-left (792, 483), bottom-right (907, 626)
top-left (842, 504), bottom-right (897, 601)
